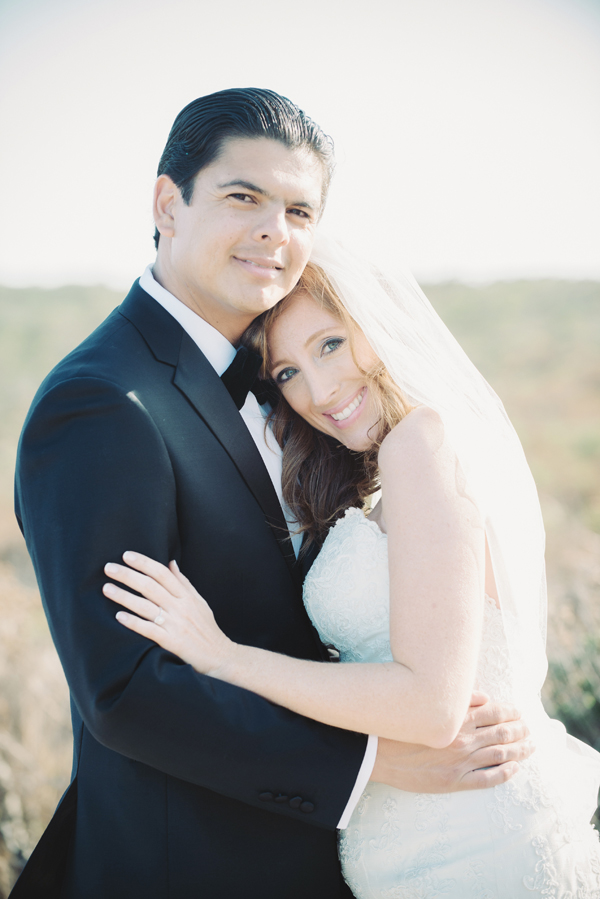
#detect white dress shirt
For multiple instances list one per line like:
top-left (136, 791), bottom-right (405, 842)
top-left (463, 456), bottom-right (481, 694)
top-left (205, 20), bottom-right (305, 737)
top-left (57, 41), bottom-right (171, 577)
top-left (139, 265), bottom-right (377, 829)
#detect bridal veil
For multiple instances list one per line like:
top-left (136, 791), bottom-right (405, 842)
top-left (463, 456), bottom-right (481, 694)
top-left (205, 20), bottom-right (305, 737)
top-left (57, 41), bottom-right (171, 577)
top-left (310, 233), bottom-right (600, 822)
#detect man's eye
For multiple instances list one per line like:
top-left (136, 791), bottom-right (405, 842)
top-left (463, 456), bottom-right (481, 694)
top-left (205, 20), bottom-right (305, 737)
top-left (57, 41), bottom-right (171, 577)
top-left (230, 194), bottom-right (254, 203)
top-left (322, 338), bottom-right (345, 355)
top-left (288, 208), bottom-right (310, 219)
top-left (275, 367), bottom-right (298, 385)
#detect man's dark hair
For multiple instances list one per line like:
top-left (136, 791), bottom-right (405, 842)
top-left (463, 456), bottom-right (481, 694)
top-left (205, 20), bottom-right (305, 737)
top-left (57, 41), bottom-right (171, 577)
top-left (154, 87), bottom-right (334, 248)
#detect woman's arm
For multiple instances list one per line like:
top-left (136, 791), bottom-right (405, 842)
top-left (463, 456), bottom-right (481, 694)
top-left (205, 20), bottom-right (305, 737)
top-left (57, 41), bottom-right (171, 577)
top-left (105, 408), bottom-right (485, 749)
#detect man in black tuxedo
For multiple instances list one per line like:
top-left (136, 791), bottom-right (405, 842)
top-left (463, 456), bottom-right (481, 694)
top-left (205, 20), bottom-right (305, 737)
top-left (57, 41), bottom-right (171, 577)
top-left (13, 89), bottom-right (531, 898)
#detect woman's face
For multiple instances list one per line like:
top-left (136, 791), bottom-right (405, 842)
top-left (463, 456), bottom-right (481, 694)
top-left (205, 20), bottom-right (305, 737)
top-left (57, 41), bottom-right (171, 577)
top-left (267, 291), bottom-right (382, 452)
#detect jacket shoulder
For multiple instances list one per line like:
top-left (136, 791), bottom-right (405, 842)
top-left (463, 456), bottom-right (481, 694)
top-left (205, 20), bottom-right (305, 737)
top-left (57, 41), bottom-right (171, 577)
top-left (35, 282), bottom-right (181, 400)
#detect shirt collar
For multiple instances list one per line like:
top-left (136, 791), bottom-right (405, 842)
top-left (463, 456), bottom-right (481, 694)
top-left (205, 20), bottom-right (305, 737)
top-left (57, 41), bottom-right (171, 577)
top-left (139, 264), bottom-right (236, 376)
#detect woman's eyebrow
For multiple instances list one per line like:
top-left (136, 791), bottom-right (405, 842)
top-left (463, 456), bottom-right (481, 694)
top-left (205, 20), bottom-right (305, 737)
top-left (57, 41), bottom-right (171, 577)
top-left (270, 357), bottom-right (290, 372)
top-left (305, 328), bottom-right (332, 346)
top-left (270, 329), bottom-right (337, 370)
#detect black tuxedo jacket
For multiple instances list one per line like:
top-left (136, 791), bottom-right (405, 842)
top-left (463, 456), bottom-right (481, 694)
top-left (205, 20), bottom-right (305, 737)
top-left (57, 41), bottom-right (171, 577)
top-left (12, 282), bottom-right (367, 899)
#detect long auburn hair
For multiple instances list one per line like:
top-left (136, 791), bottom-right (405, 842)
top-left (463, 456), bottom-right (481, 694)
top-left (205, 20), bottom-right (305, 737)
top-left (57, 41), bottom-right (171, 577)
top-left (241, 262), bottom-right (412, 550)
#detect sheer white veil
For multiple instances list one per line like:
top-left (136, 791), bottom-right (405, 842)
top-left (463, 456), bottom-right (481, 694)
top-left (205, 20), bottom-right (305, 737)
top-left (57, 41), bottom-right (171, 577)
top-left (309, 234), bottom-right (600, 813)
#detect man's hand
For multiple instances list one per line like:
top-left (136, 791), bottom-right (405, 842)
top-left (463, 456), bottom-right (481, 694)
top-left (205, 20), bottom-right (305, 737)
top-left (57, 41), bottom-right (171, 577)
top-left (371, 692), bottom-right (533, 793)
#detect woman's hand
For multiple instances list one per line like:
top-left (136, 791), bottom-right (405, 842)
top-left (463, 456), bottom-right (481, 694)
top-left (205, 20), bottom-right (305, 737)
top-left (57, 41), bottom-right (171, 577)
top-left (103, 552), bottom-right (236, 675)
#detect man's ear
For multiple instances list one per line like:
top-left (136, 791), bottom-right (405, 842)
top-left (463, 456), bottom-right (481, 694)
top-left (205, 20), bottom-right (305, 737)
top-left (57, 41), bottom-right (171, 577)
top-left (153, 174), bottom-right (179, 239)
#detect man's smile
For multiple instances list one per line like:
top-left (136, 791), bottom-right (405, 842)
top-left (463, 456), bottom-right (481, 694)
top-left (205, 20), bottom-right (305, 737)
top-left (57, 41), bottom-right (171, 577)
top-left (234, 256), bottom-right (285, 277)
top-left (235, 256), bottom-right (283, 269)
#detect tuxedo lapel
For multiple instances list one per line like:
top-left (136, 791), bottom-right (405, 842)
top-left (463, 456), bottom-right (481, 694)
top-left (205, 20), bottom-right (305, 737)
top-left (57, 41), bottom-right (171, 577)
top-left (174, 332), bottom-right (299, 581)
top-left (299, 534), bottom-right (322, 581)
top-left (119, 282), bottom-right (299, 584)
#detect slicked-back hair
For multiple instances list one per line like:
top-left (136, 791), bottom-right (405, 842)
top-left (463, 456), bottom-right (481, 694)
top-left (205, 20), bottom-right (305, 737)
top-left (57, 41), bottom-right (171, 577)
top-left (153, 87), bottom-right (334, 248)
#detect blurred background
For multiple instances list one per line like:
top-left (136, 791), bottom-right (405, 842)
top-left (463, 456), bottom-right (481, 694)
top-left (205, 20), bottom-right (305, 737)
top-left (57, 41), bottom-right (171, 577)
top-left (0, 0), bottom-right (599, 891)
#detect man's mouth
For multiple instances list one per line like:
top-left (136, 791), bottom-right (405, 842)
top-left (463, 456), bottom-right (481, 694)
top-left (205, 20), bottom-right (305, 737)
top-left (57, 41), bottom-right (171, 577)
top-left (236, 257), bottom-right (283, 270)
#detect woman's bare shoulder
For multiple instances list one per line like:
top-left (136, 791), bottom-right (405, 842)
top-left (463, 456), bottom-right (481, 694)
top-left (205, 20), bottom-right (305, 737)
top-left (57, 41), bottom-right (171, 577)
top-left (378, 405), bottom-right (445, 471)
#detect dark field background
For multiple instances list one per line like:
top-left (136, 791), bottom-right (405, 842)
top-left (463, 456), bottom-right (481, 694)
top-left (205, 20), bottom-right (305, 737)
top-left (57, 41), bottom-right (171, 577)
top-left (0, 280), bottom-right (598, 893)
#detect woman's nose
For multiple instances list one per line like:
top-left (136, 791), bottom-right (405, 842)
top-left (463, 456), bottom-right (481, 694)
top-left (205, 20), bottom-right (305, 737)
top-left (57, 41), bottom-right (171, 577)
top-left (306, 372), bottom-right (339, 409)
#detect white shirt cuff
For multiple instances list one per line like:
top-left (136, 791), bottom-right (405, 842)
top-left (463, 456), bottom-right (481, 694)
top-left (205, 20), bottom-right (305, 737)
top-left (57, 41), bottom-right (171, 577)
top-left (336, 734), bottom-right (378, 829)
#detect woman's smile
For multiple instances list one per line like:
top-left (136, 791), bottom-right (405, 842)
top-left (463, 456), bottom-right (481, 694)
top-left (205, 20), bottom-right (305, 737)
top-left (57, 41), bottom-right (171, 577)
top-left (324, 387), bottom-right (368, 427)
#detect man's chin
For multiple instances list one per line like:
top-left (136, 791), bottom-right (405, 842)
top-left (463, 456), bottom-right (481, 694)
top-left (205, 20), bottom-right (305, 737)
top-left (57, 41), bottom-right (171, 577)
top-left (243, 289), bottom-right (290, 316)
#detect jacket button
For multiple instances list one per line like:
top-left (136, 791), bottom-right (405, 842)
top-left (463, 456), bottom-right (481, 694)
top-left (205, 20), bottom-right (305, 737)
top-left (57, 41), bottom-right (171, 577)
top-left (274, 794), bottom-right (289, 803)
top-left (300, 801), bottom-right (315, 813)
top-left (259, 792), bottom-right (274, 802)
top-left (289, 796), bottom-right (303, 809)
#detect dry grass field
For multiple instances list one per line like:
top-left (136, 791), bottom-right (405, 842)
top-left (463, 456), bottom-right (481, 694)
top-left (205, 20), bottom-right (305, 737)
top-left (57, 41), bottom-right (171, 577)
top-left (0, 279), bottom-right (598, 893)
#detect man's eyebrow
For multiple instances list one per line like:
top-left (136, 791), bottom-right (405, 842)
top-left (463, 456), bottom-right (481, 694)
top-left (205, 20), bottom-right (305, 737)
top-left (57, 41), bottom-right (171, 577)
top-left (217, 179), bottom-right (269, 196)
top-left (217, 179), bottom-right (317, 211)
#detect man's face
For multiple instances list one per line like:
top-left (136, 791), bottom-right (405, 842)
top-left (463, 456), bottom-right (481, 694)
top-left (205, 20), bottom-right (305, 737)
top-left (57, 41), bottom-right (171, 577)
top-left (153, 137), bottom-right (324, 342)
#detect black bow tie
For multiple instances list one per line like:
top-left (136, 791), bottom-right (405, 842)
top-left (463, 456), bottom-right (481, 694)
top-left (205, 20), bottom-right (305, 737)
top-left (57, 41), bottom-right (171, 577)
top-left (221, 346), bottom-right (265, 410)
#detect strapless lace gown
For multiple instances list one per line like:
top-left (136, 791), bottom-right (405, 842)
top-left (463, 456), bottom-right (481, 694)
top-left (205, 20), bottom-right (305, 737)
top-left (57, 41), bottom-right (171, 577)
top-left (303, 508), bottom-right (600, 898)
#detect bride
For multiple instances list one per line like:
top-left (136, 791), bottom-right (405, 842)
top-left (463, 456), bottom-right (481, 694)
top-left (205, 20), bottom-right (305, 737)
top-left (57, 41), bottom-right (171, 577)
top-left (103, 237), bottom-right (600, 895)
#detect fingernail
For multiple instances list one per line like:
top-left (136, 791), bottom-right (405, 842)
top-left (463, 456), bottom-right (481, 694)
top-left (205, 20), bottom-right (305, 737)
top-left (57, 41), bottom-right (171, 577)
top-left (171, 560), bottom-right (180, 572)
top-left (105, 563), bottom-right (118, 574)
top-left (103, 583), bottom-right (116, 595)
top-left (123, 551), bottom-right (137, 562)
top-left (116, 611), bottom-right (128, 622)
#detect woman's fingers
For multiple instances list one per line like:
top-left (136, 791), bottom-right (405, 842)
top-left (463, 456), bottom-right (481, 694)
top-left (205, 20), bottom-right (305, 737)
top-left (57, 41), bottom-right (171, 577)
top-left (122, 551), bottom-right (184, 596)
top-left (169, 560), bottom-right (194, 590)
top-left (102, 556), bottom-right (226, 673)
top-left (114, 609), bottom-right (174, 652)
top-left (103, 582), bottom-right (161, 623)
top-left (104, 553), bottom-right (201, 611)
top-left (104, 561), bottom-right (176, 608)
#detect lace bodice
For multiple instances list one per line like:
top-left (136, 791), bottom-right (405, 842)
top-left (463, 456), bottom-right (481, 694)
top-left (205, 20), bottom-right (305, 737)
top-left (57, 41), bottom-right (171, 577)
top-left (304, 508), bottom-right (392, 665)
top-left (304, 507), bottom-right (513, 700)
top-left (303, 507), bottom-right (600, 898)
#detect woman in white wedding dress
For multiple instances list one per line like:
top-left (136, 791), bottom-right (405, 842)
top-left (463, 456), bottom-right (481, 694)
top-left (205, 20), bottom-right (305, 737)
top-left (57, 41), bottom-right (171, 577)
top-left (103, 237), bottom-right (600, 896)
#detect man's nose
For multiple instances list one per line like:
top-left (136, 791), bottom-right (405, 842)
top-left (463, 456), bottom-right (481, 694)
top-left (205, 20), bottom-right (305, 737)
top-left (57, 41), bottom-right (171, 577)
top-left (253, 206), bottom-right (290, 245)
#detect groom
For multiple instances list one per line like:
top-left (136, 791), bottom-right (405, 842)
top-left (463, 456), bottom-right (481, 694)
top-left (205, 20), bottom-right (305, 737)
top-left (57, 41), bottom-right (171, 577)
top-left (13, 89), bottom-right (531, 898)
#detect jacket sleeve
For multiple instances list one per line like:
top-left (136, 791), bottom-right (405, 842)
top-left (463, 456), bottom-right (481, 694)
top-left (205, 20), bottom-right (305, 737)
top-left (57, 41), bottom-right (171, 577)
top-left (15, 375), bottom-right (368, 829)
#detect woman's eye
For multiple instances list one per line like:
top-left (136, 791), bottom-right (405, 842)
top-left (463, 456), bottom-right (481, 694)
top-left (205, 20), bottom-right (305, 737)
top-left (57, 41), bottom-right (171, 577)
top-left (322, 338), bottom-right (345, 355)
top-left (275, 367), bottom-right (298, 385)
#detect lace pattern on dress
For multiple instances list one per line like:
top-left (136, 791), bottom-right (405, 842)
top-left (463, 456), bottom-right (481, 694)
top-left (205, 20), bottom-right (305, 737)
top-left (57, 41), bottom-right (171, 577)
top-left (305, 509), bottom-right (600, 898)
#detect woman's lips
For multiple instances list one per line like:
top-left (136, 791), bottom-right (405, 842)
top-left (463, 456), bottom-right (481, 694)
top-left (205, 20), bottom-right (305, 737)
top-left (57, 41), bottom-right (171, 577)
top-left (324, 388), bottom-right (367, 429)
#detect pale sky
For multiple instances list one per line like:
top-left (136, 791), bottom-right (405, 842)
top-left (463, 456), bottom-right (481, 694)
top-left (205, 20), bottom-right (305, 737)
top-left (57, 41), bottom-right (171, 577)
top-left (0, 0), bottom-right (599, 288)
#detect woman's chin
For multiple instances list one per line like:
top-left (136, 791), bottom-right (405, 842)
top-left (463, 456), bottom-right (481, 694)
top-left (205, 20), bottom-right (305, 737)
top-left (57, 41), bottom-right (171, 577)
top-left (311, 416), bottom-right (378, 452)
top-left (335, 428), bottom-right (377, 453)
top-left (348, 438), bottom-right (374, 452)
top-left (342, 416), bottom-right (381, 452)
